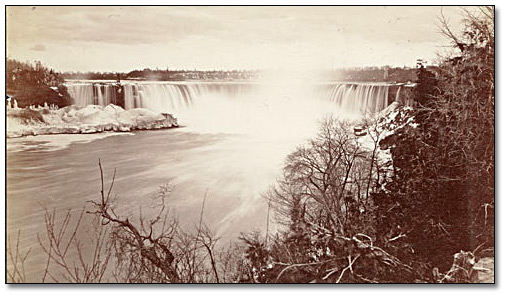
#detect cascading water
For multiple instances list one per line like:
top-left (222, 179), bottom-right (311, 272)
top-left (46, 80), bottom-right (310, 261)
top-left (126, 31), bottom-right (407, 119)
top-left (99, 84), bottom-right (118, 106)
top-left (67, 82), bottom-right (119, 107)
top-left (96, 85), bottom-right (105, 106)
top-left (316, 83), bottom-right (390, 116)
top-left (67, 81), bottom-right (396, 116)
top-left (66, 80), bottom-right (403, 136)
top-left (67, 83), bottom-right (94, 107)
top-left (123, 83), bottom-right (201, 112)
top-left (11, 78), bottom-right (413, 283)
top-left (395, 86), bottom-right (402, 104)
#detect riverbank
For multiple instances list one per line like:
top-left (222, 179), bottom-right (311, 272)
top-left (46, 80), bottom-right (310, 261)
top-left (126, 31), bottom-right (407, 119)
top-left (6, 104), bottom-right (178, 138)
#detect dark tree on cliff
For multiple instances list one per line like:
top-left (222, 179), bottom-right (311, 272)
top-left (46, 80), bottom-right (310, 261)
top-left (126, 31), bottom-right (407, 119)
top-left (414, 59), bottom-right (439, 125)
top-left (373, 6), bottom-right (494, 272)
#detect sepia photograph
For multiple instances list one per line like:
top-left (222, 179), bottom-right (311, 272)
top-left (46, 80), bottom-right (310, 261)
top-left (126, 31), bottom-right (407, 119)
top-left (4, 4), bottom-right (495, 284)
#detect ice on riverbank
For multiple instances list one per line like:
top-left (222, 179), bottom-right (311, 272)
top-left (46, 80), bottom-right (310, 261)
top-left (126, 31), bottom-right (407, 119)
top-left (6, 104), bottom-right (178, 138)
top-left (6, 131), bottom-right (134, 153)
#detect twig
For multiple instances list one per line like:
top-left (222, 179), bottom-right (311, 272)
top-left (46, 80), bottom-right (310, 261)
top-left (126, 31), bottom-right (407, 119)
top-left (336, 254), bottom-right (360, 283)
top-left (191, 189), bottom-right (208, 282)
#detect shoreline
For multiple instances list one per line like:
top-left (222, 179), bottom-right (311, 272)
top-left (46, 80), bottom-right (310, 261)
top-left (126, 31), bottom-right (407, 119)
top-left (6, 104), bottom-right (179, 138)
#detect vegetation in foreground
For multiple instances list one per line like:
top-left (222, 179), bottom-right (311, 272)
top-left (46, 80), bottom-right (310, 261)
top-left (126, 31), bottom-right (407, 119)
top-left (7, 7), bottom-right (494, 283)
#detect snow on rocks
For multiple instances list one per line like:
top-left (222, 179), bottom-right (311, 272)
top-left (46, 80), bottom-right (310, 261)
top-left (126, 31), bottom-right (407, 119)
top-left (353, 102), bottom-right (417, 194)
top-left (6, 104), bottom-right (178, 138)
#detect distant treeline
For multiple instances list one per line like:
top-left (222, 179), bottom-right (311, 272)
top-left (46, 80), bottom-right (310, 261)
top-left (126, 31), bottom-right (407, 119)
top-left (61, 66), bottom-right (419, 82)
top-left (7, 60), bottom-right (420, 109)
top-left (330, 66), bottom-right (422, 83)
top-left (61, 69), bottom-right (261, 81)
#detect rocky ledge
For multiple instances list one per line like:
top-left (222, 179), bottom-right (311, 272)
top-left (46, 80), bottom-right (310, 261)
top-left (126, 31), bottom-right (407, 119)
top-left (7, 104), bottom-right (178, 138)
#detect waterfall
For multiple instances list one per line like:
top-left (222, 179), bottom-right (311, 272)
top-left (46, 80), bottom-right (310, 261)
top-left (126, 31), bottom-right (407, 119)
top-left (395, 86), bottom-right (402, 104)
top-left (67, 83), bottom-right (94, 107)
top-left (100, 84), bottom-right (117, 106)
top-left (96, 85), bottom-right (105, 106)
top-left (119, 82), bottom-right (258, 113)
top-left (67, 81), bottom-right (398, 116)
top-left (126, 83), bottom-right (199, 112)
top-left (67, 83), bottom-right (119, 107)
top-left (318, 83), bottom-right (390, 115)
top-left (124, 84), bottom-right (135, 110)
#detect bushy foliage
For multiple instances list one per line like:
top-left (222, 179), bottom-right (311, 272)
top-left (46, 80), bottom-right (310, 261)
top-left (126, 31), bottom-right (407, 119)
top-left (373, 7), bottom-right (494, 271)
top-left (7, 8), bottom-right (494, 284)
top-left (7, 59), bottom-right (72, 108)
top-left (240, 7), bottom-right (494, 283)
top-left (238, 119), bottom-right (425, 283)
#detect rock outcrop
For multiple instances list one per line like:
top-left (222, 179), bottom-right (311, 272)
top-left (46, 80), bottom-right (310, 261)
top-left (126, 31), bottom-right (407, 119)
top-left (7, 104), bottom-right (178, 138)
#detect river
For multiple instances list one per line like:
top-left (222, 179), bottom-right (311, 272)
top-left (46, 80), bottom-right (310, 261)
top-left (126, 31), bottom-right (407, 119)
top-left (6, 80), bottom-right (396, 282)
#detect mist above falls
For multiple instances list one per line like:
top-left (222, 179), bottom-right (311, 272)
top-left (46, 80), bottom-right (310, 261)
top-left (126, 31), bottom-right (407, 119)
top-left (67, 74), bottom-right (397, 143)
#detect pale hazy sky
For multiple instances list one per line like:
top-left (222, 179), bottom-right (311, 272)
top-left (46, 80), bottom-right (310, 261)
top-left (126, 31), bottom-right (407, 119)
top-left (7, 6), bottom-right (470, 72)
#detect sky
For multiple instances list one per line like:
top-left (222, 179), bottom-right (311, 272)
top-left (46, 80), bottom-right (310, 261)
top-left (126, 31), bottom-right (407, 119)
top-left (6, 6), bottom-right (472, 72)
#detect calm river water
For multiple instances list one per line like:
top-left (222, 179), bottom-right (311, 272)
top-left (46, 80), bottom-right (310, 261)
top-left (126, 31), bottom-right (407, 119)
top-left (6, 81), bottom-right (359, 282)
top-left (6, 124), bottom-right (319, 281)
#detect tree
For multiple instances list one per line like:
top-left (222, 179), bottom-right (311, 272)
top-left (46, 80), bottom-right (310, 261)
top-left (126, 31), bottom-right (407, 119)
top-left (6, 59), bottom-right (72, 108)
top-left (373, 6), bottom-right (494, 272)
top-left (30, 160), bottom-right (241, 283)
top-left (242, 118), bottom-right (420, 283)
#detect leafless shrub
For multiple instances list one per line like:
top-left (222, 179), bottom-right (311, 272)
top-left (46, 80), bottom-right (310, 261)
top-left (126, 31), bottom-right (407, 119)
top-left (34, 159), bottom-right (239, 283)
top-left (249, 117), bottom-right (414, 283)
top-left (7, 230), bottom-right (32, 283)
top-left (267, 118), bottom-right (382, 236)
top-left (37, 208), bottom-right (113, 283)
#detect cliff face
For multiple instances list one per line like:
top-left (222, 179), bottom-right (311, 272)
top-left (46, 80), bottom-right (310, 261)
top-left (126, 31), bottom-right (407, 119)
top-left (6, 104), bottom-right (178, 138)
